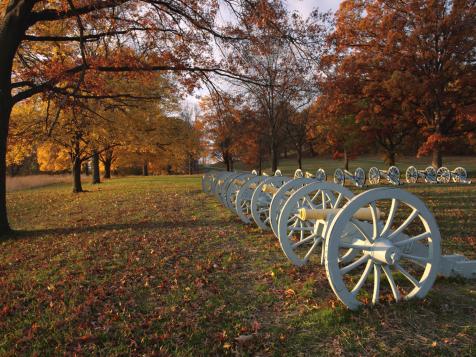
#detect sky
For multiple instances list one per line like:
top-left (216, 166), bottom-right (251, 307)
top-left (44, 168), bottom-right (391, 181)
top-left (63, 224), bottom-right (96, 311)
top-left (287, 0), bottom-right (342, 15)
top-left (184, 0), bottom-right (343, 111)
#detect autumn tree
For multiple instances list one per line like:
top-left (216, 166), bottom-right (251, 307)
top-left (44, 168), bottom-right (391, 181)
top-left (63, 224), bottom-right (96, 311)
top-left (327, 0), bottom-right (476, 167)
top-left (198, 94), bottom-right (242, 171)
top-left (0, 0), bottom-right (262, 233)
top-left (223, 0), bottom-right (329, 171)
top-left (310, 95), bottom-right (369, 170)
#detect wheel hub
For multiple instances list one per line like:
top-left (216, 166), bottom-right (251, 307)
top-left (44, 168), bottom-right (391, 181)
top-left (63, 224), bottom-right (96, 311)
top-left (369, 238), bottom-right (400, 265)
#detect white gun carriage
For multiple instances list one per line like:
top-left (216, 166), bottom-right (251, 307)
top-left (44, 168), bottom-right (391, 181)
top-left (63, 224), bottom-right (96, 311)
top-left (436, 166), bottom-right (471, 184)
top-left (368, 166), bottom-right (401, 185)
top-left (334, 168), bottom-right (366, 188)
top-left (405, 166), bottom-right (437, 184)
top-left (202, 169), bottom-right (476, 310)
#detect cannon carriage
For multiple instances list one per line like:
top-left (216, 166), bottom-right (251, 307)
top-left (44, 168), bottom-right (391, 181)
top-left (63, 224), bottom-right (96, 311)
top-left (436, 166), bottom-right (471, 184)
top-left (405, 166), bottom-right (437, 184)
top-left (368, 166), bottom-right (401, 185)
top-left (202, 168), bottom-right (475, 310)
top-left (334, 168), bottom-right (366, 188)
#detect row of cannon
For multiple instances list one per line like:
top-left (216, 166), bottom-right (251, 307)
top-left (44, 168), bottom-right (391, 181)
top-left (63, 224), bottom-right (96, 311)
top-left (288, 165), bottom-right (470, 188)
top-left (202, 169), bottom-right (476, 310)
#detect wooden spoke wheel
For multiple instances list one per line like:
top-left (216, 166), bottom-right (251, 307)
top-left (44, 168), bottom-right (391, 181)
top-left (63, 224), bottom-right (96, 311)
top-left (277, 182), bottom-right (354, 266)
top-left (325, 188), bottom-right (441, 310)
top-left (235, 175), bottom-right (266, 224)
top-left (251, 176), bottom-right (290, 230)
top-left (368, 167), bottom-right (380, 185)
top-left (405, 166), bottom-right (418, 184)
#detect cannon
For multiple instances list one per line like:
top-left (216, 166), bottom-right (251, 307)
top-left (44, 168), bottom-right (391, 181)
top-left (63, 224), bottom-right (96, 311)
top-left (224, 172), bottom-right (257, 211)
top-left (368, 166), bottom-right (400, 185)
top-left (405, 166), bottom-right (437, 184)
top-left (249, 172), bottom-right (292, 230)
top-left (202, 170), bottom-right (476, 311)
top-left (276, 183), bottom-right (476, 310)
top-left (436, 167), bottom-right (471, 184)
top-left (334, 168), bottom-right (366, 188)
top-left (268, 169), bottom-right (328, 237)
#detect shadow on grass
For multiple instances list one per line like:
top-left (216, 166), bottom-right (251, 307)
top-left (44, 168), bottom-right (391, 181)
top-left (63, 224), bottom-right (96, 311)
top-left (3, 219), bottom-right (228, 242)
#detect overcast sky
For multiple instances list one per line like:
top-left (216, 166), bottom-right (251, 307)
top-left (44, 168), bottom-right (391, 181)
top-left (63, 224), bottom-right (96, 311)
top-left (287, 0), bottom-right (342, 15)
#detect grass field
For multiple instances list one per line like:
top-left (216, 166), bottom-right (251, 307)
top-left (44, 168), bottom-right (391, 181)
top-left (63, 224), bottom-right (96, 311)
top-left (1, 175), bottom-right (475, 355)
top-left (213, 155), bottom-right (476, 178)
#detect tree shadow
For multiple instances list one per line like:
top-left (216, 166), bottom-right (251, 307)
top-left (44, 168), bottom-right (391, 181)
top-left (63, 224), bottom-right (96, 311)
top-left (2, 218), bottom-right (228, 242)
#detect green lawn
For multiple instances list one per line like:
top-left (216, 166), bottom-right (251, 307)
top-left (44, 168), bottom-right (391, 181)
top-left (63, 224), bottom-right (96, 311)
top-left (213, 155), bottom-right (476, 178)
top-left (1, 176), bottom-right (475, 355)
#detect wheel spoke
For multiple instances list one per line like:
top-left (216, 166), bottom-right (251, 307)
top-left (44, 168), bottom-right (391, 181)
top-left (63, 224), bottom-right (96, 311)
top-left (321, 190), bottom-right (327, 209)
top-left (369, 202), bottom-right (379, 239)
top-left (333, 192), bottom-right (343, 208)
top-left (292, 234), bottom-right (317, 248)
top-left (351, 259), bottom-right (373, 296)
top-left (387, 209), bottom-right (419, 240)
top-left (381, 199), bottom-right (399, 237)
top-left (394, 232), bottom-right (431, 247)
top-left (394, 263), bottom-right (420, 287)
top-left (303, 238), bottom-right (322, 261)
top-left (350, 219), bottom-right (372, 242)
top-left (304, 196), bottom-right (317, 209)
top-left (382, 265), bottom-right (401, 302)
top-left (310, 189), bottom-right (321, 202)
top-left (287, 215), bottom-right (298, 224)
top-left (340, 254), bottom-right (370, 275)
top-left (372, 264), bottom-right (381, 305)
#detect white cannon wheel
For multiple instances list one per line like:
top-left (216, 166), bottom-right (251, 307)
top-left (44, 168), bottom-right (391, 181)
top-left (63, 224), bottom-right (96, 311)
top-left (405, 166), bottom-right (418, 184)
top-left (424, 166), bottom-right (437, 183)
top-left (354, 168), bottom-right (366, 188)
top-left (278, 182), bottom-right (355, 266)
top-left (294, 169), bottom-right (304, 179)
top-left (368, 167), bottom-right (380, 185)
top-left (334, 168), bottom-right (345, 186)
top-left (211, 171), bottom-right (232, 195)
top-left (224, 173), bottom-right (254, 211)
top-left (316, 169), bottom-right (327, 182)
top-left (235, 176), bottom-right (266, 224)
top-left (387, 166), bottom-right (400, 185)
top-left (453, 167), bottom-right (467, 183)
top-left (269, 178), bottom-right (315, 237)
top-left (251, 176), bottom-right (290, 230)
top-left (275, 169), bottom-right (282, 176)
top-left (201, 172), bottom-right (214, 194)
top-left (325, 188), bottom-right (441, 310)
top-left (216, 172), bottom-right (241, 204)
top-left (436, 167), bottom-right (451, 184)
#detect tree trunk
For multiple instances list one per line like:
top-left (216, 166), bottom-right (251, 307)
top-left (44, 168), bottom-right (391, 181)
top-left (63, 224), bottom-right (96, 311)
top-left (143, 161), bottom-right (149, 176)
top-left (283, 146), bottom-right (288, 159)
top-left (431, 147), bottom-right (442, 168)
top-left (103, 159), bottom-right (112, 179)
top-left (297, 148), bottom-right (302, 170)
top-left (0, 0), bottom-right (38, 235)
top-left (0, 101), bottom-right (12, 235)
top-left (92, 151), bottom-right (100, 184)
top-left (271, 141), bottom-right (279, 172)
top-left (309, 142), bottom-right (316, 157)
top-left (386, 151), bottom-right (396, 166)
top-left (344, 150), bottom-right (349, 171)
top-left (83, 163), bottom-right (89, 176)
top-left (72, 156), bottom-right (83, 193)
